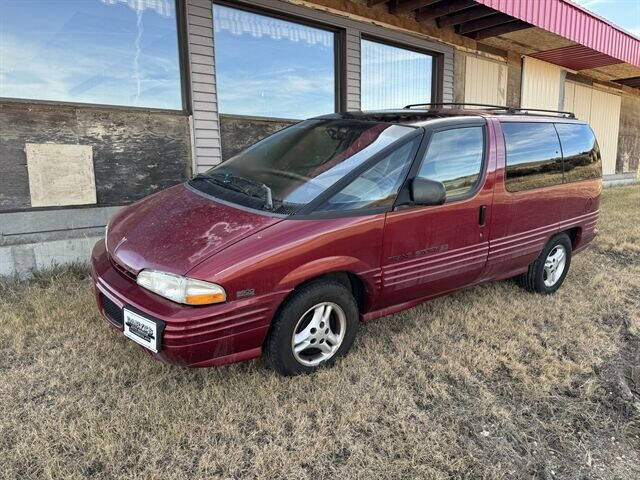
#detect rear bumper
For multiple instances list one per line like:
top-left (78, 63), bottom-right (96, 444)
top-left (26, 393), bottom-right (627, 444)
top-left (90, 240), bottom-right (289, 367)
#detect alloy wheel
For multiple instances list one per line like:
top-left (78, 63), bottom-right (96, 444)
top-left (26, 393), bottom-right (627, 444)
top-left (543, 244), bottom-right (567, 287)
top-left (291, 302), bottom-right (346, 366)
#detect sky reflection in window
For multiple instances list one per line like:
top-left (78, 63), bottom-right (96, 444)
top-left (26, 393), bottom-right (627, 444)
top-left (0, 0), bottom-right (182, 109)
top-left (213, 4), bottom-right (336, 119)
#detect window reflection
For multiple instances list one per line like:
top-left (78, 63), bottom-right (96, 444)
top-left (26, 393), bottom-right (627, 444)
top-left (503, 123), bottom-right (564, 192)
top-left (361, 39), bottom-right (433, 110)
top-left (555, 123), bottom-right (601, 182)
top-left (213, 4), bottom-right (336, 119)
top-left (0, 0), bottom-right (182, 109)
top-left (319, 138), bottom-right (418, 211)
top-left (418, 127), bottom-right (484, 197)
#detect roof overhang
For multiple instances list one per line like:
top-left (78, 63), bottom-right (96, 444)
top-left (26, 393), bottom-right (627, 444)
top-left (369, 0), bottom-right (640, 90)
top-left (474, 0), bottom-right (640, 68)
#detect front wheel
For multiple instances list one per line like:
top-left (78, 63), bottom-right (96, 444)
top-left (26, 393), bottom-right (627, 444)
top-left (518, 233), bottom-right (572, 294)
top-left (265, 280), bottom-right (359, 376)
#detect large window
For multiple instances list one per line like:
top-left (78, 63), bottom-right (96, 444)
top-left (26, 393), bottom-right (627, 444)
top-left (213, 4), bottom-right (336, 119)
top-left (0, 0), bottom-right (182, 109)
top-left (417, 127), bottom-right (484, 197)
top-left (361, 39), bottom-right (434, 110)
top-left (502, 123), bottom-right (564, 192)
top-left (555, 123), bottom-right (602, 183)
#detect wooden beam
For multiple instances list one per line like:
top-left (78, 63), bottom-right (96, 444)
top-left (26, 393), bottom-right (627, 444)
top-left (416, 0), bottom-right (476, 22)
top-left (437, 6), bottom-right (495, 28)
top-left (367, 0), bottom-right (390, 6)
top-left (391, 0), bottom-right (440, 14)
top-left (458, 13), bottom-right (514, 34)
top-left (470, 20), bottom-right (531, 40)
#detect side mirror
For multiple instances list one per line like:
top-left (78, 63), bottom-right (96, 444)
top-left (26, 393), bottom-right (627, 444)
top-left (411, 177), bottom-right (446, 206)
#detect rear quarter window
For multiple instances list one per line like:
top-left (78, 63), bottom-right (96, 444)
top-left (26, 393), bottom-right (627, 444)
top-left (502, 122), bottom-right (563, 192)
top-left (555, 123), bottom-right (602, 182)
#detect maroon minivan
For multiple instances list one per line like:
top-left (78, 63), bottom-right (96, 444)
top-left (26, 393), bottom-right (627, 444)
top-left (92, 105), bottom-right (601, 375)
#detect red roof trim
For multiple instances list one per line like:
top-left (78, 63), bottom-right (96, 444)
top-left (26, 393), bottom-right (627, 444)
top-left (530, 44), bottom-right (622, 71)
top-left (474, 0), bottom-right (640, 68)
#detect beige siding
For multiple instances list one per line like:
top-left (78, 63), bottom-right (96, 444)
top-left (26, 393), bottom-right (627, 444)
top-left (521, 57), bottom-right (563, 110)
top-left (563, 81), bottom-right (621, 175)
top-left (464, 56), bottom-right (507, 105)
top-left (590, 88), bottom-right (621, 175)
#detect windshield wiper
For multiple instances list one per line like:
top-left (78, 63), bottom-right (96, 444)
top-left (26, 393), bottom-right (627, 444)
top-left (192, 174), bottom-right (247, 196)
top-left (208, 172), bottom-right (274, 211)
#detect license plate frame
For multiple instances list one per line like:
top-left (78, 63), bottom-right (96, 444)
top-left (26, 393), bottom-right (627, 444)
top-left (123, 308), bottom-right (164, 353)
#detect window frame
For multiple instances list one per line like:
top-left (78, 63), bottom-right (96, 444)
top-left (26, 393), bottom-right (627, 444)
top-left (501, 121), bottom-right (566, 194)
top-left (392, 119), bottom-right (489, 209)
top-left (212, 0), bottom-right (343, 120)
top-left (0, 0), bottom-right (187, 113)
top-left (359, 34), bottom-right (440, 111)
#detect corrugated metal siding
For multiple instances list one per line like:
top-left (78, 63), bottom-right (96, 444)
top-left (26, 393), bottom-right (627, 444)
top-left (464, 56), bottom-right (507, 105)
top-left (475, 0), bottom-right (640, 68)
top-left (186, 0), bottom-right (220, 173)
top-left (521, 57), bottom-right (562, 110)
top-left (563, 80), bottom-right (621, 175)
top-left (345, 28), bottom-right (361, 111)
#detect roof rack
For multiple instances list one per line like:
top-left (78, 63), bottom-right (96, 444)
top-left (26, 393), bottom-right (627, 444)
top-left (403, 102), bottom-right (575, 119)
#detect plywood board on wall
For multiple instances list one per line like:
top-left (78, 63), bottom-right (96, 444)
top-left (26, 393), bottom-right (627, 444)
top-left (464, 56), bottom-right (507, 106)
top-left (26, 143), bottom-right (97, 207)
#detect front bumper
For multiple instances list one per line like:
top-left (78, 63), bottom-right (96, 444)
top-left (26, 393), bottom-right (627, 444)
top-left (90, 240), bottom-right (289, 367)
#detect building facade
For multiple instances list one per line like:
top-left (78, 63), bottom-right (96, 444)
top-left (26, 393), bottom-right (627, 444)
top-left (1, 0), bottom-right (639, 276)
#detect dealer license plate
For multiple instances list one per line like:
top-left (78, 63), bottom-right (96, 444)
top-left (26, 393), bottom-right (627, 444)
top-left (123, 309), bottom-right (160, 353)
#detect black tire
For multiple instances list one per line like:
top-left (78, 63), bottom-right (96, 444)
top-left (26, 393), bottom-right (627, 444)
top-left (265, 280), bottom-right (360, 376)
top-left (518, 233), bottom-right (572, 294)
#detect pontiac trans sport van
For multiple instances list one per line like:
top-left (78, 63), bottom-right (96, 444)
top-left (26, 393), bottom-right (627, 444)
top-left (92, 105), bottom-right (602, 375)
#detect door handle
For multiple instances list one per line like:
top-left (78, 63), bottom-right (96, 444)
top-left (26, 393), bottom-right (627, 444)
top-left (478, 205), bottom-right (487, 226)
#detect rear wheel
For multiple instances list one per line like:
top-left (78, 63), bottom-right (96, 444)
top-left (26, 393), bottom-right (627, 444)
top-left (518, 233), bottom-right (572, 294)
top-left (265, 280), bottom-right (359, 376)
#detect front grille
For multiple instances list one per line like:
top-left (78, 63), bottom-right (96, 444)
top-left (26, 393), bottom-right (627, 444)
top-left (102, 295), bottom-right (124, 326)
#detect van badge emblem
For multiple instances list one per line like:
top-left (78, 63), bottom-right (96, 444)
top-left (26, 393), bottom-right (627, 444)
top-left (237, 289), bottom-right (255, 299)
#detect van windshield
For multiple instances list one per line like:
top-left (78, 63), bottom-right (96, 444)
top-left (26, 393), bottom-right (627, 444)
top-left (189, 119), bottom-right (415, 214)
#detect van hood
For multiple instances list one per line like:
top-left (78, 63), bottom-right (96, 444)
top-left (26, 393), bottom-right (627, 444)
top-left (106, 184), bottom-right (282, 276)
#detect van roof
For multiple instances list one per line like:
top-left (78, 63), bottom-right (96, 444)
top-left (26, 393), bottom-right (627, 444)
top-left (320, 105), bottom-right (587, 127)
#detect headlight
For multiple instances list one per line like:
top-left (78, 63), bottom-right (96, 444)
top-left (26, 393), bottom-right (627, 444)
top-left (136, 270), bottom-right (226, 305)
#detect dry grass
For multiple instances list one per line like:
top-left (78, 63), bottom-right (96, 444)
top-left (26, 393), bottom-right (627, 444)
top-left (1, 185), bottom-right (639, 480)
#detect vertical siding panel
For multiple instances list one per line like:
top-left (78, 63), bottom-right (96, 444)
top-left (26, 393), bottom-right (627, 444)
top-left (590, 88), bottom-right (621, 175)
top-left (345, 28), bottom-right (361, 111)
top-left (186, 0), bottom-right (221, 169)
top-left (521, 57), bottom-right (562, 110)
top-left (464, 56), bottom-right (507, 105)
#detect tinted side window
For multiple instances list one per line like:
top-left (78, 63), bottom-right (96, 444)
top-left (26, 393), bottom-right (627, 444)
top-left (317, 138), bottom-right (419, 212)
top-left (417, 127), bottom-right (484, 197)
top-left (555, 123), bottom-right (602, 182)
top-left (502, 123), bottom-right (563, 192)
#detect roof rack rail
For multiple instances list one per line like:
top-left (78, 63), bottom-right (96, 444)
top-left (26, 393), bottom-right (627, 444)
top-left (403, 102), bottom-right (575, 119)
